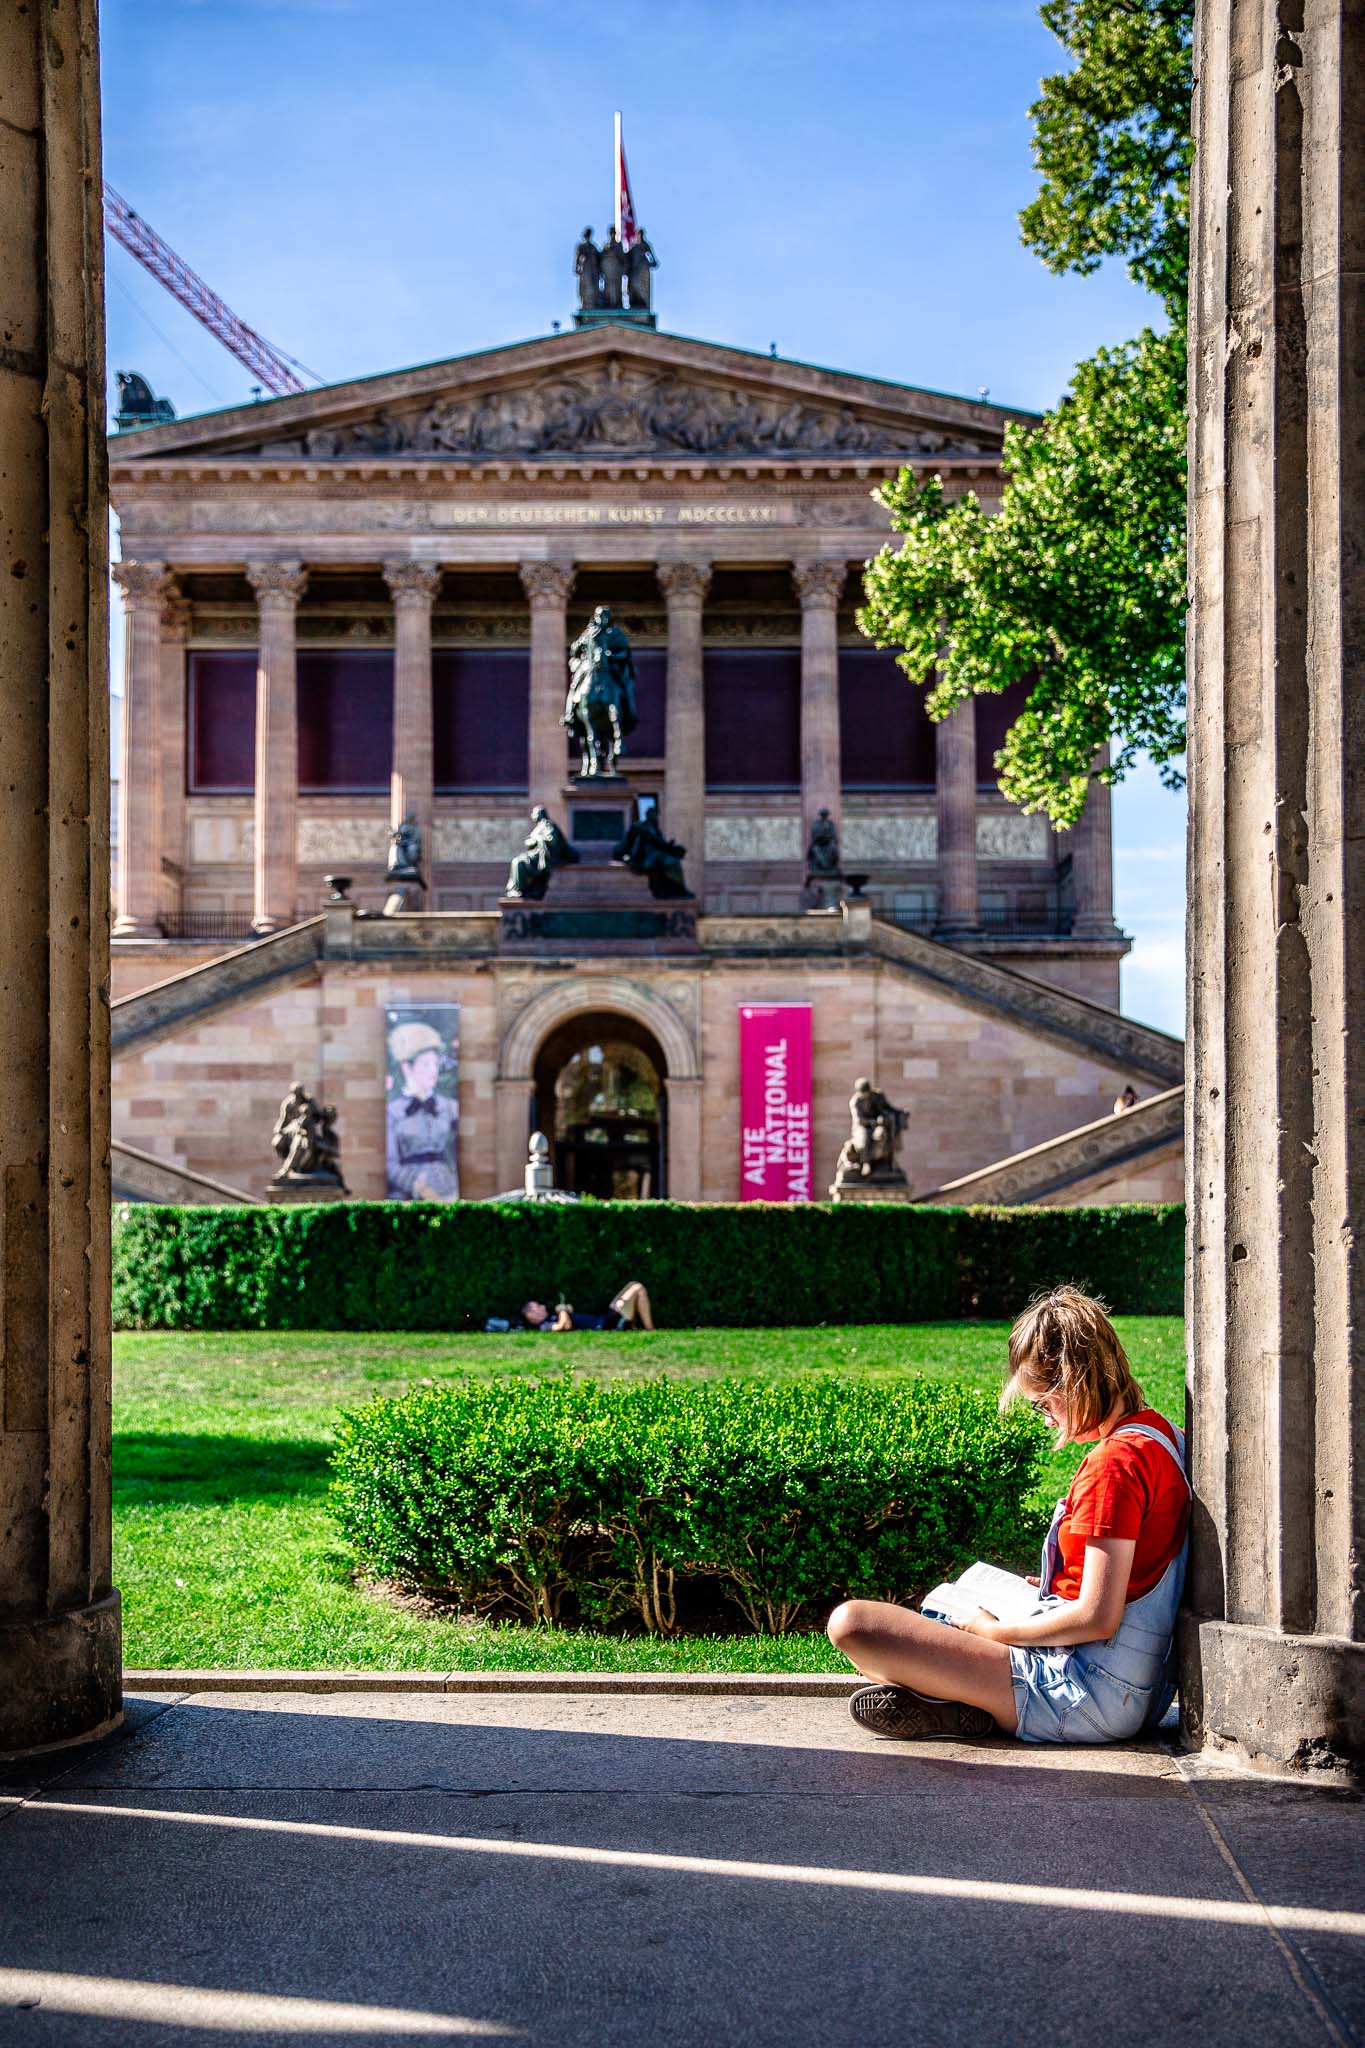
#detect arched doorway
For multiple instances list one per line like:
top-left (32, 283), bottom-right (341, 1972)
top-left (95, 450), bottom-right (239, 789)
top-left (533, 1010), bottom-right (666, 1199)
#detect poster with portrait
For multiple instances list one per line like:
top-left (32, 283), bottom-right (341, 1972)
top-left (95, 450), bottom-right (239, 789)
top-left (384, 1003), bottom-right (460, 1201)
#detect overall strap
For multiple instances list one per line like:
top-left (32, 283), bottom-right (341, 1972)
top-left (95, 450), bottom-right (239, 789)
top-left (1111, 1420), bottom-right (1189, 1490)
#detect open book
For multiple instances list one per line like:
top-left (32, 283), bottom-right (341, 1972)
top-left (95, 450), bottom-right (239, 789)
top-left (920, 1561), bottom-right (1044, 1628)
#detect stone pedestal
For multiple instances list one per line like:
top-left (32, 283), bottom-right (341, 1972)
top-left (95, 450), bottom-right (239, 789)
top-left (264, 1176), bottom-right (349, 1205)
top-left (828, 1174), bottom-right (914, 1205)
top-left (1182, 0), bottom-right (1364, 1776)
top-left (0, 0), bottom-right (121, 1756)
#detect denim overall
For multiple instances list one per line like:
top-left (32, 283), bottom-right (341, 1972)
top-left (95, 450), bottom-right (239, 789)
top-left (1010, 1421), bottom-right (1190, 1745)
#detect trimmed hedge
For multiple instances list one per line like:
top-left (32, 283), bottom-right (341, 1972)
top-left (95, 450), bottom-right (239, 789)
top-left (329, 1377), bottom-right (1047, 1634)
top-left (112, 1199), bottom-right (1184, 1330)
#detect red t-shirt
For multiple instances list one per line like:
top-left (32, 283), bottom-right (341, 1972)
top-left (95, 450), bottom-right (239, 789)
top-left (1050, 1409), bottom-right (1189, 1603)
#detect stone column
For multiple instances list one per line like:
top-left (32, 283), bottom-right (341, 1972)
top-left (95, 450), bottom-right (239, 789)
top-left (520, 561), bottom-right (575, 814)
top-left (657, 562), bottom-right (711, 902)
top-left (664, 1077), bottom-right (704, 1203)
top-left (934, 699), bottom-right (980, 936)
top-left (1183, 0), bottom-right (1364, 1773)
top-left (384, 562), bottom-right (441, 875)
top-left (112, 561), bottom-right (170, 938)
top-left (247, 562), bottom-right (307, 933)
top-left (1070, 744), bottom-right (1116, 935)
top-left (793, 561), bottom-right (846, 853)
top-left (159, 585), bottom-right (192, 919)
top-left (0, 0), bottom-right (121, 1754)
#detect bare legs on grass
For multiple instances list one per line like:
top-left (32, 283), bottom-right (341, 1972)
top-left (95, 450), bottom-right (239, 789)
top-left (610, 1280), bottom-right (655, 1330)
top-left (827, 1599), bottom-right (1019, 1733)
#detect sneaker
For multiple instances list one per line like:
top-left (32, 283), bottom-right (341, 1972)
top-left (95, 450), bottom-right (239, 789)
top-left (848, 1684), bottom-right (997, 1740)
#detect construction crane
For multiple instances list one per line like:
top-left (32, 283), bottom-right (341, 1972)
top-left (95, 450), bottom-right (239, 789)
top-left (102, 182), bottom-right (316, 398)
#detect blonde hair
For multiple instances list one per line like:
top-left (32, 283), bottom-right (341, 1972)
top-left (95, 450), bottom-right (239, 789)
top-left (1001, 1286), bottom-right (1144, 1444)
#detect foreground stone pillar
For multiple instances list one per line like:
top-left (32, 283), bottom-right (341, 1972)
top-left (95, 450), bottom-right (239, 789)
top-left (934, 699), bottom-right (979, 936)
top-left (159, 583), bottom-right (192, 920)
top-left (0, 0), bottom-right (121, 1754)
top-left (658, 562), bottom-right (711, 901)
top-left (520, 561), bottom-right (575, 814)
top-left (385, 562), bottom-right (441, 875)
top-left (1070, 746), bottom-right (1117, 935)
top-left (247, 562), bottom-right (306, 933)
top-left (1183, 0), bottom-right (1364, 1773)
top-left (112, 561), bottom-right (169, 938)
top-left (793, 561), bottom-right (845, 852)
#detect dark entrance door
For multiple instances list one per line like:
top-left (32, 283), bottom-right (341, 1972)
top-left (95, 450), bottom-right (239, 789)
top-left (533, 1013), bottom-right (666, 1200)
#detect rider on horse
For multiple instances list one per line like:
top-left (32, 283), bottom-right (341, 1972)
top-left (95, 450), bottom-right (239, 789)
top-left (563, 606), bottom-right (638, 777)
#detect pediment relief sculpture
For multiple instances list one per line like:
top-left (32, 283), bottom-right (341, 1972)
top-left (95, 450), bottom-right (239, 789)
top-left (244, 366), bottom-right (990, 463)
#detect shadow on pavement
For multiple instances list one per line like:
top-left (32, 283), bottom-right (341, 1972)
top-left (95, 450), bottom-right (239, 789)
top-left (0, 1694), bottom-right (1359, 2048)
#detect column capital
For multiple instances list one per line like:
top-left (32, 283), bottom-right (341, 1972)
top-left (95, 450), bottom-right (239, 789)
top-left (384, 560), bottom-right (442, 606)
top-left (657, 561), bottom-right (712, 605)
top-left (792, 559), bottom-right (846, 610)
top-left (519, 560), bottom-right (575, 607)
top-left (246, 560), bottom-right (307, 608)
top-left (112, 559), bottom-right (170, 610)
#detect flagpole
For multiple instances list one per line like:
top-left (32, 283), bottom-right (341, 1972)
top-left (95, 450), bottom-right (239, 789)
top-left (614, 110), bottom-right (622, 241)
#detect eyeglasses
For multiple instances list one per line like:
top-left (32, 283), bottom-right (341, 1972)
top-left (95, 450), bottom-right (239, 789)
top-left (1028, 1393), bottom-right (1061, 1417)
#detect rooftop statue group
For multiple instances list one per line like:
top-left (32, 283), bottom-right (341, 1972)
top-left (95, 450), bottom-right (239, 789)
top-left (575, 226), bottom-right (658, 313)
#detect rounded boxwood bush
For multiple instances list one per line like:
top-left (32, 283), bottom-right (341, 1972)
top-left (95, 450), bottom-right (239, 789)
top-left (328, 1376), bottom-right (1048, 1635)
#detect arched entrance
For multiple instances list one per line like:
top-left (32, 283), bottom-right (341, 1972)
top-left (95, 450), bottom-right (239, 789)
top-left (533, 1011), bottom-right (666, 1199)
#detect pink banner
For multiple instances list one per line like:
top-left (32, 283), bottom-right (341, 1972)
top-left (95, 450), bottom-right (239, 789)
top-left (738, 1003), bottom-right (813, 1202)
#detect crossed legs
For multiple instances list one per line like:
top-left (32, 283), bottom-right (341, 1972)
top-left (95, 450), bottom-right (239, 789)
top-left (827, 1599), bottom-right (1019, 1732)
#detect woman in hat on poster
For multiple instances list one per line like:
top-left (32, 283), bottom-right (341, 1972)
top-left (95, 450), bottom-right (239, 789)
top-left (386, 1020), bottom-right (459, 1200)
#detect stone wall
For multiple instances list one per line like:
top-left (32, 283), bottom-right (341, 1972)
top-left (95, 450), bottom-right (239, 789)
top-left (113, 951), bottom-right (1151, 1204)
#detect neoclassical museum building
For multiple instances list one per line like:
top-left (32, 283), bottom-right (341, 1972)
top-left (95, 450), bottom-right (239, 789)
top-left (108, 292), bottom-right (1185, 1208)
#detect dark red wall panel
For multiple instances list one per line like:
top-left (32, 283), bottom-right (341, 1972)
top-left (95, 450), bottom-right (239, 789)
top-left (297, 651), bottom-right (393, 792)
top-left (974, 676), bottom-right (1032, 786)
top-left (703, 649), bottom-right (802, 790)
top-left (433, 650), bottom-right (530, 791)
top-left (188, 650), bottom-right (256, 793)
top-left (838, 647), bottom-right (936, 788)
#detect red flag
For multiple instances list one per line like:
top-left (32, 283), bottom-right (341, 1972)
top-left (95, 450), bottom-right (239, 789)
top-left (615, 112), bottom-right (637, 250)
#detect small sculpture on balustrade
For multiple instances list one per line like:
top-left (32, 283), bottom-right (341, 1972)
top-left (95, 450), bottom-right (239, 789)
top-left (807, 808), bottom-right (841, 875)
top-left (505, 806), bottom-right (580, 901)
top-left (613, 809), bottom-right (690, 899)
top-left (267, 1083), bottom-right (350, 1200)
top-left (386, 814), bottom-right (424, 885)
top-left (830, 1077), bottom-right (910, 1200)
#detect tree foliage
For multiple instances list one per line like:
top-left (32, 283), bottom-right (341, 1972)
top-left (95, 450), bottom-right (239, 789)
top-left (1021, 0), bottom-right (1193, 319)
top-left (861, 0), bottom-right (1193, 824)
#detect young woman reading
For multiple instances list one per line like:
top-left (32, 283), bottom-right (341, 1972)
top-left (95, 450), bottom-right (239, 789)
top-left (827, 1287), bottom-right (1190, 1743)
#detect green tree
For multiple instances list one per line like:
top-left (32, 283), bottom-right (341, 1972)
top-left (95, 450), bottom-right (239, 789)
top-left (860, 0), bottom-right (1193, 825)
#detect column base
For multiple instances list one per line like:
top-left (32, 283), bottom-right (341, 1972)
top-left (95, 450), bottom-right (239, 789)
top-left (1179, 1616), bottom-right (1365, 1780)
top-left (0, 1591), bottom-right (122, 1758)
top-left (112, 914), bottom-right (163, 940)
top-left (934, 919), bottom-right (982, 940)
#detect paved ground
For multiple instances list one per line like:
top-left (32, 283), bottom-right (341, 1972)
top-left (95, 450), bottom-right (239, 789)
top-left (1, 1688), bottom-right (1361, 2047)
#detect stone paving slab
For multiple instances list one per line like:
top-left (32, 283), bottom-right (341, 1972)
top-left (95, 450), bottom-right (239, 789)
top-left (0, 1693), bottom-right (1359, 2047)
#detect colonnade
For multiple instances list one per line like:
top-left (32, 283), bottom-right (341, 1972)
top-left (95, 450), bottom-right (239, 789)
top-left (113, 554), bottom-right (1115, 934)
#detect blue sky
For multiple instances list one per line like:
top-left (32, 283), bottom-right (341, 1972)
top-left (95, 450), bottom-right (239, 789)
top-left (102, 0), bottom-right (1186, 1036)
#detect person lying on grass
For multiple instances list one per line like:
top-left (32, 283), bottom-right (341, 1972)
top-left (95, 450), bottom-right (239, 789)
top-left (828, 1286), bottom-right (1190, 1743)
top-left (520, 1279), bottom-right (656, 1333)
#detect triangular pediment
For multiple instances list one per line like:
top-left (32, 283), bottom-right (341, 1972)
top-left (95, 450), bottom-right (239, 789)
top-left (109, 324), bottom-right (1033, 465)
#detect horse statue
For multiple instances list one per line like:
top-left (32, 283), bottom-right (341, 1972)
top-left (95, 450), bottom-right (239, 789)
top-left (563, 605), bottom-right (638, 778)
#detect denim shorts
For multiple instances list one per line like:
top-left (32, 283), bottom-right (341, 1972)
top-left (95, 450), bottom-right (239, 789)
top-left (1009, 1621), bottom-right (1174, 1743)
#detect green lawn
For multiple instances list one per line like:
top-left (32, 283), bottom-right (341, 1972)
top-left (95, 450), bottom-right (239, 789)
top-left (114, 1320), bottom-right (1185, 1672)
